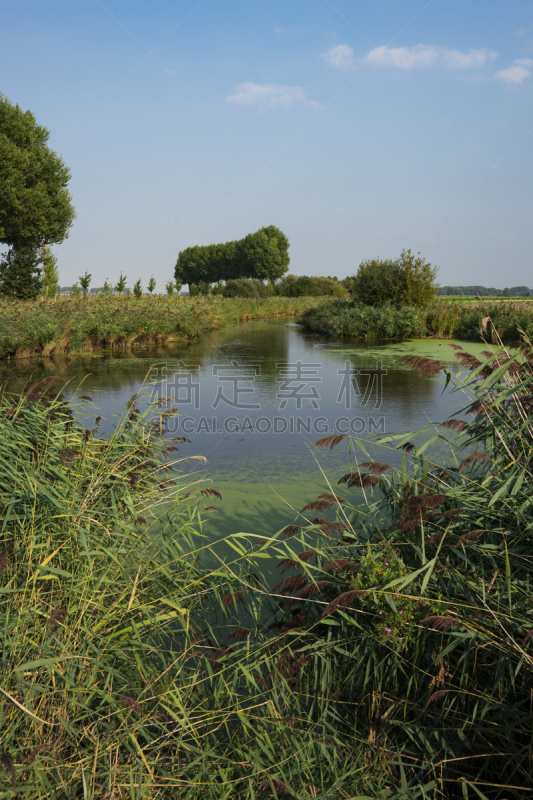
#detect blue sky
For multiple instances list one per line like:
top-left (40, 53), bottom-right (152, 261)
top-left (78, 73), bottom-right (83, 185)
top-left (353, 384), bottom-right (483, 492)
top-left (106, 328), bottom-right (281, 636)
top-left (2, 0), bottom-right (533, 288)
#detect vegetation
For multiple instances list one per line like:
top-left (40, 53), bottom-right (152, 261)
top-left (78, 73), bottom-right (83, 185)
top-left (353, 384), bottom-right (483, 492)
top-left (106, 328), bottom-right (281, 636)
top-left (438, 285), bottom-right (531, 297)
top-left (222, 278), bottom-right (270, 298)
top-left (276, 274), bottom-right (348, 298)
top-left (0, 294), bottom-right (324, 359)
top-left (299, 299), bottom-right (427, 339)
top-left (0, 245), bottom-right (44, 300)
top-left (0, 93), bottom-right (75, 300)
top-left (4, 320), bottom-right (533, 797)
top-left (348, 250), bottom-right (439, 309)
top-left (42, 249), bottom-right (60, 299)
top-left (300, 296), bottom-right (533, 343)
top-left (175, 225), bottom-right (290, 291)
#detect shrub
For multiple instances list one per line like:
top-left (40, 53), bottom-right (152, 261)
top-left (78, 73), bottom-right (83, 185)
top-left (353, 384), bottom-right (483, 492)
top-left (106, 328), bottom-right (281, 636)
top-left (349, 250), bottom-right (438, 308)
top-left (222, 278), bottom-right (268, 298)
top-left (277, 274), bottom-right (348, 297)
top-left (298, 298), bottom-right (426, 338)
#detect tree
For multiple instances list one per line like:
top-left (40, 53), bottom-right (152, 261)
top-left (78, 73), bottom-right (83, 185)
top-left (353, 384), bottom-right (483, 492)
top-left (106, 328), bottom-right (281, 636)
top-left (503, 287), bottom-right (510, 297)
top-left (79, 270), bottom-right (91, 296)
top-left (0, 94), bottom-right (75, 249)
top-left (234, 226), bottom-right (290, 285)
top-left (133, 279), bottom-right (142, 298)
top-left (174, 227), bottom-right (289, 290)
top-left (42, 249), bottom-right (59, 299)
top-left (165, 279), bottom-right (175, 296)
top-left (102, 279), bottom-right (113, 295)
top-left (147, 276), bottom-right (156, 295)
top-left (398, 249), bottom-right (439, 307)
top-left (348, 251), bottom-right (438, 309)
top-left (0, 244), bottom-right (43, 299)
top-left (115, 272), bottom-right (127, 295)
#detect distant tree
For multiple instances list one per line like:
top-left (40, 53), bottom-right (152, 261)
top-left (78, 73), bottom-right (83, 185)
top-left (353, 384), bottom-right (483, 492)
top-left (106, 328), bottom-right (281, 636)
top-left (147, 276), bottom-right (156, 295)
top-left (175, 226), bottom-right (289, 290)
top-left (174, 278), bottom-right (182, 295)
top-left (133, 279), bottom-right (142, 298)
top-left (42, 248), bottom-right (60, 298)
top-left (102, 278), bottom-right (113, 295)
top-left (165, 279), bottom-right (175, 296)
top-left (0, 244), bottom-right (43, 299)
top-left (503, 287), bottom-right (510, 297)
top-left (79, 270), bottom-right (91, 296)
top-left (115, 272), bottom-right (127, 295)
top-left (71, 282), bottom-right (80, 297)
top-left (235, 226), bottom-right (290, 285)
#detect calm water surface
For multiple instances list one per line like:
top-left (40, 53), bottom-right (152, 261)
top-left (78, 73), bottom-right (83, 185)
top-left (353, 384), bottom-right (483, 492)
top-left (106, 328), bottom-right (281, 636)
top-left (1, 319), bottom-right (488, 543)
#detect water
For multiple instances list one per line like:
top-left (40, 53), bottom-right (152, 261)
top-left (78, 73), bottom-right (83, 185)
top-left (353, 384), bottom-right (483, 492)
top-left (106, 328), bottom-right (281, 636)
top-left (0, 319), bottom-right (489, 543)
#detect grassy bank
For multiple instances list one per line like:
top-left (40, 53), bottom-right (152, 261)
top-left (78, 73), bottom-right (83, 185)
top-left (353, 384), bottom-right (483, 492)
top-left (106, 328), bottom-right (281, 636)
top-left (0, 294), bottom-right (324, 359)
top-left (299, 297), bottom-right (533, 342)
top-left (3, 334), bottom-right (533, 796)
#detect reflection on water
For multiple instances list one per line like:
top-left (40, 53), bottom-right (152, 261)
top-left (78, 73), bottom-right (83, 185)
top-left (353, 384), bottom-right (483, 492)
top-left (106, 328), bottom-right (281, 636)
top-left (0, 320), bottom-right (490, 541)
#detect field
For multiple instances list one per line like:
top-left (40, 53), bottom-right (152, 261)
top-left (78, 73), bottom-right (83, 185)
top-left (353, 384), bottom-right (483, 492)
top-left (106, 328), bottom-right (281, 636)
top-left (0, 294), bottom-right (324, 360)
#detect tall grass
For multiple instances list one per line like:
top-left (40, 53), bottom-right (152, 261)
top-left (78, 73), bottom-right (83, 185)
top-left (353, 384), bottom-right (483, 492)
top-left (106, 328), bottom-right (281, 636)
top-left (4, 317), bottom-right (533, 797)
top-left (299, 297), bottom-right (533, 343)
top-left (0, 294), bottom-right (324, 359)
top-left (0, 378), bottom-right (407, 798)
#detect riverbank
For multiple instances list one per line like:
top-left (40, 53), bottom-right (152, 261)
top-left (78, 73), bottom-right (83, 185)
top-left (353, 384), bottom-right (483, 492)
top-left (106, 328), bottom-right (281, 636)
top-left (299, 297), bottom-right (533, 342)
top-left (0, 294), bottom-right (324, 359)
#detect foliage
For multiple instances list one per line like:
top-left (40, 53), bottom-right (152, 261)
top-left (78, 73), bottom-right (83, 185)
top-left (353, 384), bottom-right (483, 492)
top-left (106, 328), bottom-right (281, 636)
top-left (133, 278), bottom-right (142, 298)
top-left (0, 294), bottom-right (324, 358)
top-left (0, 244), bottom-right (43, 299)
top-left (114, 271), bottom-right (127, 294)
top-left (0, 93), bottom-right (75, 249)
top-left (6, 316), bottom-right (533, 797)
top-left (175, 225), bottom-right (290, 289)
top-left (147, 276), bottom-right (156, 294)
top-left (165, 278), bottom-right (176, 295)
top-left (349, 250), bottom-right (438, 309)
top-left (299, 298), bottom-right (426, 339)
top-left (41, 249), bottom-right (59, 298)
top-left (301, 297), bottom-right (533, 343)
top-left (222, 278), bottom-right (269, 298)
top-left (78, 270), bottom-right (91, 296)
top-left (101, 278), bottom-right (113, 296)
top-left (277, 274), bottom-right (349, 298)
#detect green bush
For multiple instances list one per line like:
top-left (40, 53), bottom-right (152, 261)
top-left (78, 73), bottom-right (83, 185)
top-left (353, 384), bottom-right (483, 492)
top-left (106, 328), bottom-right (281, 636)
top-left (298, 298), bottom-right (426, 338)
top-left (222, 278), bottom-right (269, 298)
top-left (277, 274), bottom-right (348, 297)
top-left (349, 250), bottom-right (439, 308)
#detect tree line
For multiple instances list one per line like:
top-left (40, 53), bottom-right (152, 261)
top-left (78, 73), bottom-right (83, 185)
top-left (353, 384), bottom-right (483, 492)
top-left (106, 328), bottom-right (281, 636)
top-left (174, 226), bottom-right (290, 290)
top-left (439, 285), bottom-right (531, 297)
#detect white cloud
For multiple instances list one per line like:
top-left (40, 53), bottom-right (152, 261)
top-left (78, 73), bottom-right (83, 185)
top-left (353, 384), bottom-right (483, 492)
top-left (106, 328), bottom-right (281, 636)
top-left (362, 44), bottom-right (496, 70)
top-left (495, 58), bottom-right (533, 84)
top-left (226, 82), bottom-right (321, 111)
top-left (323, 42), bottom-right (496, 71)
top-left (322, 44), bottom-right (354, 70)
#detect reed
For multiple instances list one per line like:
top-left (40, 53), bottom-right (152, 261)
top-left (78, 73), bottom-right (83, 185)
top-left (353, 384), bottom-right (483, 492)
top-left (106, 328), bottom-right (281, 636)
top-left (299, 296), bottom-right (533, 342)
top-left (0, 294), bottom-right (324, 360)
top-left (5, 315), bottom-right (533, 797)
